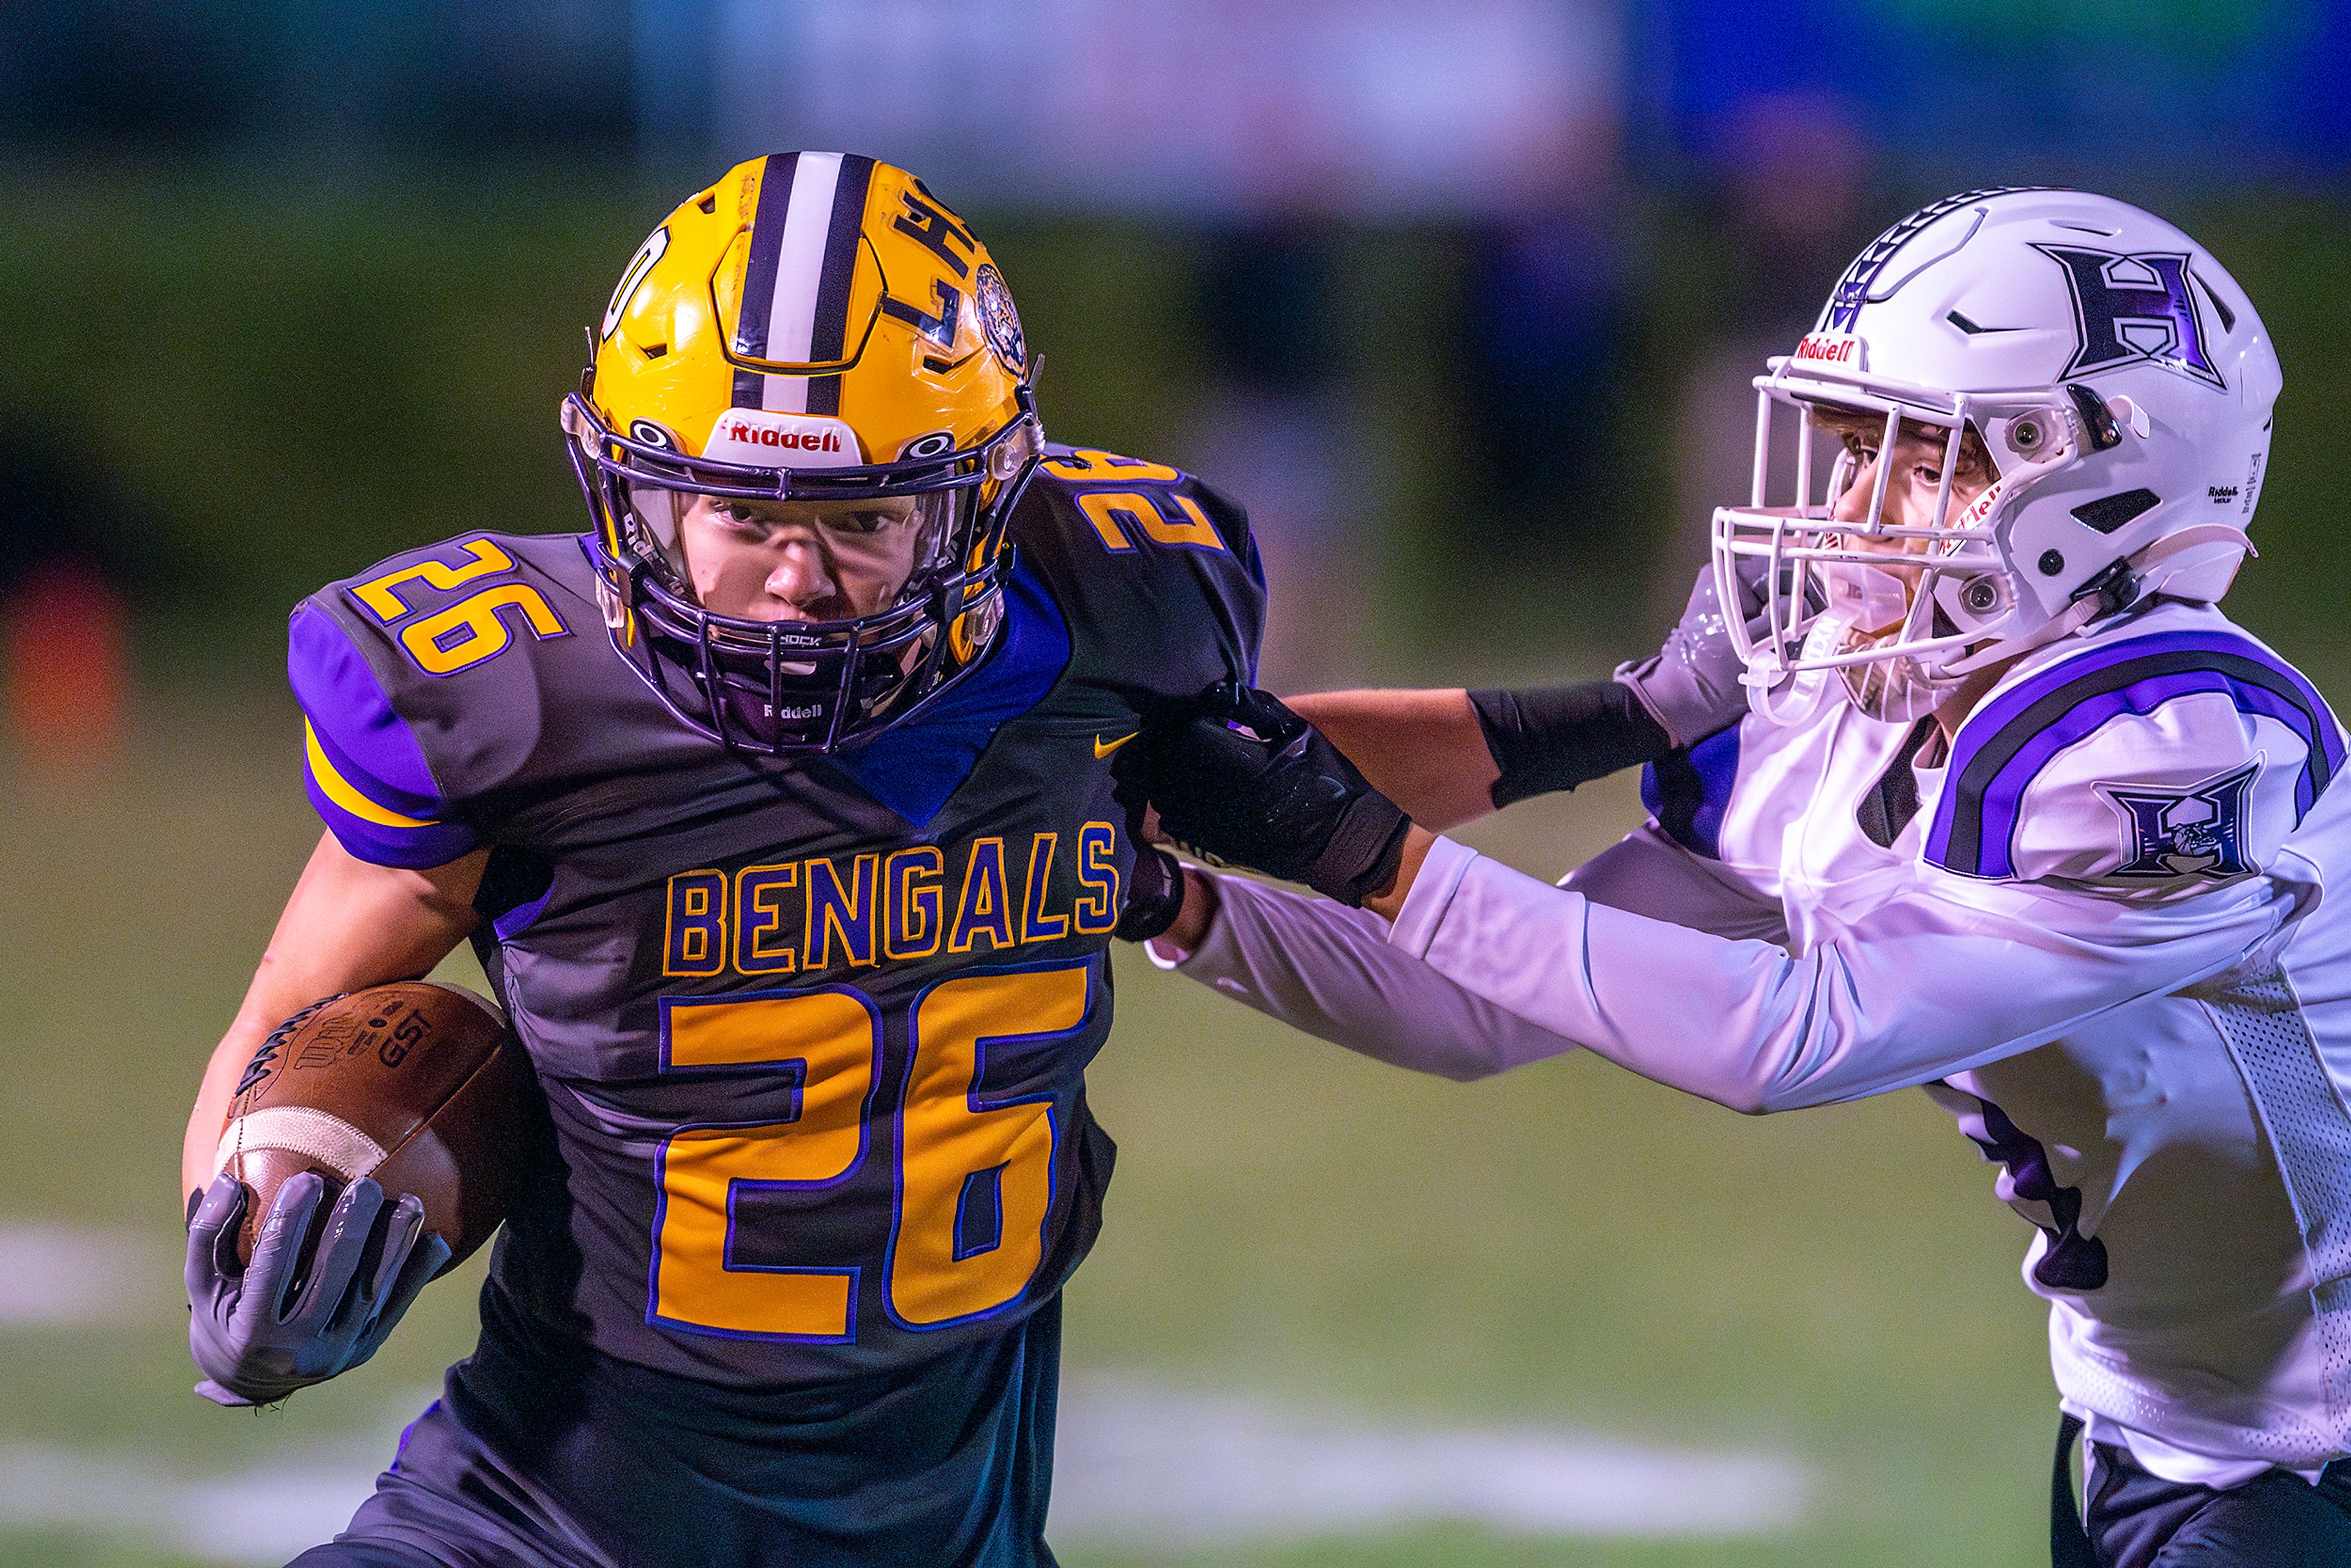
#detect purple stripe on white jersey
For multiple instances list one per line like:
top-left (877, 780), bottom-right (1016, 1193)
top-left (1925, 629), bottom-right (2342, 879)
top-left (1973, 672), bottom-right (2313, 878)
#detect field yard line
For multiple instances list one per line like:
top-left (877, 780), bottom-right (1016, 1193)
top-left (0, 1441), bottom-right (384, 1562)
top-left (0, 1376), bottom-right (1809, 1561)
top-left (1050, 1372), bottom-right (1812, 1541)
top-left (0, 1224), bottom-right (165, 1326)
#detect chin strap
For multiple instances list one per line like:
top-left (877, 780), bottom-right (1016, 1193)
top-left (1941, 522), bottom-right (2256, 678)
top-left (1941, 592), bottom-right (2107, 676)
top-left (2130, 522), bottom-right (2255, 603)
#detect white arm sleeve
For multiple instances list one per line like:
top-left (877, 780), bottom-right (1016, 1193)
top-left (1553, 823), bottom-right (1791, 942)
top-left (1162, 825), bottom-right (1787, 1081)
top-left (1389, 835), bottom-right (2310, 1112)
top-left (1164, 872), bottom-right (1577, 1081)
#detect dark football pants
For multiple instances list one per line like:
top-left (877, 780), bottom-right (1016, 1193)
top-left (288, 1292), bottom-right (1064, 1568)
top-left (2051, 1413), bottom-right (2351, 1567)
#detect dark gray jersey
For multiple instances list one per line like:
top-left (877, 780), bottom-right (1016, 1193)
top-left (290, 447), bottom-right (1264, 1388)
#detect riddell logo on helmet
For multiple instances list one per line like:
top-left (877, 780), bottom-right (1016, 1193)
top-left (1793, 332), bottom-right (1864, 367)
top-left (701, 410), bottom-right (863, 469)
top-left (727, 424), bottom-right (839, 452)
top-left (1952, 477), bottom-right (2007, 533)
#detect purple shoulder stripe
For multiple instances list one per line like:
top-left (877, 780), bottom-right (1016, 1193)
top-left (289, 605), bottom-right (446, 817)
top-left (1924, 629), bottom-right (2344, 879)
top-left (300, 768), bottom-right (481, 869)
top-left (289, 604), bottom-right (482, 868)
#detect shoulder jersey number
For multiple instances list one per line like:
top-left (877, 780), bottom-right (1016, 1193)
top-left (1076, 490), bottom-right (1224, 553)
top-left (1041, 448), bottom-right (1181, 485)
top-left (1043, 449), bottom-right (1228, 557)
top-left (648, 960), bottom-right (1090, 1341)
top-left (350, 538), bottom-right (571, 677)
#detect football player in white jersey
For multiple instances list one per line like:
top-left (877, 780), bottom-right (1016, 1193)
top-left (1111, 189), bottom-right (2351, 1566)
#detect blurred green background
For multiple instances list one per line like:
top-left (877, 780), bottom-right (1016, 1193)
top-left (1, 1), bottom-right (2347, 1563)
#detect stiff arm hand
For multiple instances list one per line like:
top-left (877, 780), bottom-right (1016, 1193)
top-left (1113, 683), bottom-right (1418, 909)
top-left (1612, 553), bottom-right (1776, 749)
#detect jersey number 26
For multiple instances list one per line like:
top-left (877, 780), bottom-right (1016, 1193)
top-left (648, 960), bottom-right (1088, 1340)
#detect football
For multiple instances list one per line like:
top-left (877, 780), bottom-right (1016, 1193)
top-left (211, 981), bottom-right (536, 1270)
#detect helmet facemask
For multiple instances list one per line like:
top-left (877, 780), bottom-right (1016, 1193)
top-left (564, 392), bottom-right (1042, 755)
top-left (1713, 381), bottom-right (2078, 725)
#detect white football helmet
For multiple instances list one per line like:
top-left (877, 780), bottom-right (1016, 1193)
top-left (1712, 187), bottom-right (2281, 722)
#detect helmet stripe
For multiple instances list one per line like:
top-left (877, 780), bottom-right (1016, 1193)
top-left (732, 149), bottom-right (799, 408)
top-left (1819, 186), bottom-right (2047, 333)
top-left (806, 154), bottom-right (876, 418)
top-left (761, 150), bottom-right (843, 378)
top-left (733, 149), bottom-right (845, 415)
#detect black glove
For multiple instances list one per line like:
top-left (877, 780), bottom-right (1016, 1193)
top-left (1114, 805), bottom-right (1188, 943)
top-left (1112, 683), bottom-right (1412, 908)
top-left (185, 1170), bottom-right (449, 1408)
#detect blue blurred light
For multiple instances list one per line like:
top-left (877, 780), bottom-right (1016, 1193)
top-left (1633, 0), bottom-right (2351, 180)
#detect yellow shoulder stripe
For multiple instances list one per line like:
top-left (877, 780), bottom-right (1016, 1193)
top-left (304, 721), bottom-right (440, 830)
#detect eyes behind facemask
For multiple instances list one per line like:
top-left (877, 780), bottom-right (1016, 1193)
top-left (715, 499), bottom-right (897, 536)
top-left (625, 483), bottom-right (962, 582)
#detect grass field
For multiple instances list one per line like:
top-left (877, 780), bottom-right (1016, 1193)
top-left (0, 681), bottom-right (2060, 1567)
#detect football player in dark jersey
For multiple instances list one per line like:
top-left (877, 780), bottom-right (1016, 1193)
top-left (179, 152), bottom-right (1264, 1567)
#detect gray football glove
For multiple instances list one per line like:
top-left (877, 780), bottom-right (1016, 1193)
top-left (185, 1170), bottom-right (448, 1408)
top-left (1613, 556), bottom-right (1775, 748)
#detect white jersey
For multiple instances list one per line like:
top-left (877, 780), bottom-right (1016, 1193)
top-left (1168, 600), bottom-right (2351, 1485)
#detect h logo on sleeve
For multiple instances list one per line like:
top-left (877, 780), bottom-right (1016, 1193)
top-left (2035, 246), bottom-right (2225, 390)
top-left (2103, 760), bottom-right (2259, 878)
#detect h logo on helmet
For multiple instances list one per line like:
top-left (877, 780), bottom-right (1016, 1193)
top-left (893, 189), bottom-right (976, 279)
top-left (2105, 761), bottom-right (2258, 878)
top-left (2035, 246), bottom-right (2225, 390)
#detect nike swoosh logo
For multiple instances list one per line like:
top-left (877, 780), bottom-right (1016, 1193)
top-left (1093, 731), bottom-right (1139, 759)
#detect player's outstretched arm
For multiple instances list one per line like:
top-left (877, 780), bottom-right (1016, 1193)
top-left (1281, 559), bottom-right (1763, 830)
top-left (1284, 688), bottom-right (1499, 831)
top-left (1292, 682), bottom-right (1681, 829)
top-left (1146, 866), bottom-right (1580, 1081)
top-left (1122, 684), bottom-right (2309, 1112)
top-left (1379, 836), bottom-right (2303, 1112)
top-left (1259, 681), bottom-right (1674, 836)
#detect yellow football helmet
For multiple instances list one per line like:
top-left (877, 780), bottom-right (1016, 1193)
top-left (561, 151), bottom-right (1043, 754)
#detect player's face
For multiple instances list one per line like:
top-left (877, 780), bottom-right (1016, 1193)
top-left (676, 493), bottom-right (931, 623)
top-left (1827, 417), bottom-right (1993, 536)
top-left (1819, 412), bottom-right (1995, 635)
